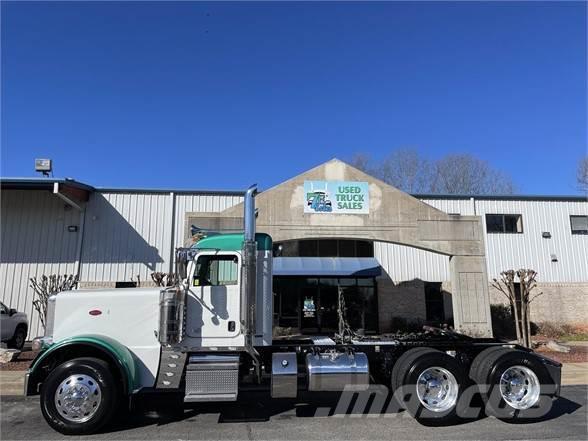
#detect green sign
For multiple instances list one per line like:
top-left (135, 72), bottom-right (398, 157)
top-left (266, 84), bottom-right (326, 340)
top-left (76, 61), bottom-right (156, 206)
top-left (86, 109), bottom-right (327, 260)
top-left (304, 181), bottom-right (369, 214)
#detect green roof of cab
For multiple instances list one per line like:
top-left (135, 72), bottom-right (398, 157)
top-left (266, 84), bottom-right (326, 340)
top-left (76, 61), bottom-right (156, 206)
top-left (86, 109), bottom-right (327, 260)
top-left (28, 334), bottom-right (140, 394)
top-left (195, 233), bottom-right (272, 251)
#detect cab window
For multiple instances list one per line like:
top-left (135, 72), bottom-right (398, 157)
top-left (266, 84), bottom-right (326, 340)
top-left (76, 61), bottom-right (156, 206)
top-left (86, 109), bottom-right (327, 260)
top-left (193, 255), bottom-right (239, 286)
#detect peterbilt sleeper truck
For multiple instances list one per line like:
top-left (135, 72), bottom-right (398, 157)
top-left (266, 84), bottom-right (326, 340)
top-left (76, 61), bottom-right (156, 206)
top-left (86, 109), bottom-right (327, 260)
top-left (26, 185), bottom-right (562, 434)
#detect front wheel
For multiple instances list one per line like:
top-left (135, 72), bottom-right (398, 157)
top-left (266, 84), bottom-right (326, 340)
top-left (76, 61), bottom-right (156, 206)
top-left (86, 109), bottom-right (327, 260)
top-left (40, 357), bottom-right (119, 435)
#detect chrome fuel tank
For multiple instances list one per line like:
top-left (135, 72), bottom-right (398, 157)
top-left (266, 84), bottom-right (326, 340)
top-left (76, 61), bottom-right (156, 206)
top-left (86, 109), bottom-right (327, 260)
top-left (306, 352), bottom-right (369, 391)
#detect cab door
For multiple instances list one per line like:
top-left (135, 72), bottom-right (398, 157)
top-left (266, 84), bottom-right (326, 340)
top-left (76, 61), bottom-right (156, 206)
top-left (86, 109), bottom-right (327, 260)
top-left (185, 252), bottom-right (242, 343)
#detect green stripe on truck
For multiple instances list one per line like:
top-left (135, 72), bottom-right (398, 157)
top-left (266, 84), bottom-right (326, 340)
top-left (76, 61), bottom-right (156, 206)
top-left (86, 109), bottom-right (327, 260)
top-left (28, 334), bottom-right (140, 394)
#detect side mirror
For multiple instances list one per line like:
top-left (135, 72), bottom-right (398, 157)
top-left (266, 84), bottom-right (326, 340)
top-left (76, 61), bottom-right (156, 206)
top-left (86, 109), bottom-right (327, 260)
top-left (9, 308), bottom-right (17, 316)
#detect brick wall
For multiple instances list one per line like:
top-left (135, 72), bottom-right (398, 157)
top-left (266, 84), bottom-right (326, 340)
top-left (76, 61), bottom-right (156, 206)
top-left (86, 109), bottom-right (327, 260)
top-left (377, 276), bottom-right (427, 333)
top-left (488, 282), bottom-right (588, 325)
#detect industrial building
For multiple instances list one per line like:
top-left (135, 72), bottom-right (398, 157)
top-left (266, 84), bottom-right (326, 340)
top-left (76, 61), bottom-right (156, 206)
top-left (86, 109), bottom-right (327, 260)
top-left (1, 159), bottom-right (586, 339)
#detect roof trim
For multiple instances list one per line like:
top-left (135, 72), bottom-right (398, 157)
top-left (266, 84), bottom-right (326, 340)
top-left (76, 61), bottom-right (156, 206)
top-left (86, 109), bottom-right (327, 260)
top-left (95, 186), bottom-right (246, 196)
top-left (412, 193), bottom-right (587, 202)
top-left (0, 177), bottom-right (95, 192)
top-left (2, 177), bottom-right (585, 202)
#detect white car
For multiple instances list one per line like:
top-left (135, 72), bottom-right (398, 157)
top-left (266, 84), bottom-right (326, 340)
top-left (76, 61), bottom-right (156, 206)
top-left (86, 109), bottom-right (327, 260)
top-left (0, 302), bottom-right (28, 350)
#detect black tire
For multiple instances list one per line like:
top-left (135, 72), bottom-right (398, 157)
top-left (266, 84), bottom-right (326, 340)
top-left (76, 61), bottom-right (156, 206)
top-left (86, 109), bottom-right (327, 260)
top-left (469, 346), bottom-right (512, 385)
top-left (40, 357), bottom-right (119, 435)
top-left (392, 348), bottom-right (467, 424)
top-left (391, 347), bottom-right (433, 392)
top-left (477, 350), bottom-right (554, 421)
top-left (8, 325), bottom-right (26, 350)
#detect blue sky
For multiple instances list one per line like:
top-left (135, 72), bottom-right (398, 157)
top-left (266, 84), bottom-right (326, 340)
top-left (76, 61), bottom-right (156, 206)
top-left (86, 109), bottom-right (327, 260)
top-left (1, 1), bottom-right (586, 194)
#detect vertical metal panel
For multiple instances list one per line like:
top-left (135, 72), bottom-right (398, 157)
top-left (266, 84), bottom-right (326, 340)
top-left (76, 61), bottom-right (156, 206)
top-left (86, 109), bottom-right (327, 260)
top-left (0, 190), bottom-right (79, 338)
top-left (421, 198), bottom-right (475, 215)
top-left (80, 192), bottom-right (172, 284)
top-left (374, 241), bottom-right (450, 282)
top-left (173, 194), bottom-right (243, 249)
top-left (474, 199), bottom-right (588, 282)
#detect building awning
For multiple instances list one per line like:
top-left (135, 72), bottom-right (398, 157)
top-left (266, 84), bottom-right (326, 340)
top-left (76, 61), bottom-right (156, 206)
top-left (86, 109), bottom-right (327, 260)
top-left (273, 257), bottom-right (381, 277)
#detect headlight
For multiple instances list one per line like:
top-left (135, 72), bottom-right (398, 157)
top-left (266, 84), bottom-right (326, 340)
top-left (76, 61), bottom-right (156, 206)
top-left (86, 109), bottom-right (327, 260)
top-left (45, 295), bottom-right (57, 337)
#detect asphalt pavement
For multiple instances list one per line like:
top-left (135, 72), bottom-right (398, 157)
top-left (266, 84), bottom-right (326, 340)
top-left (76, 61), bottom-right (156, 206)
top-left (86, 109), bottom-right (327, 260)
top-left (1, 386), bottom-right (586, 440)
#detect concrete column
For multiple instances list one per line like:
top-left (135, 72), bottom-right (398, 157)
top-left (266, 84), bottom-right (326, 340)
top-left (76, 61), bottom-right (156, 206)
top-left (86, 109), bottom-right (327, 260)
top-left (449, 256), bottom-right (493, 337)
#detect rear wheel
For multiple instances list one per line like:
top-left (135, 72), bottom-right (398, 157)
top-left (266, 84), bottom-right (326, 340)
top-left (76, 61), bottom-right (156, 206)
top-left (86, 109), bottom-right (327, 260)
top-left (475, 350), bottom-right (555, 420)
top-left (392, 348), bottom-right (466, 424)
top-left (40, 357), bottom-right (119, 435)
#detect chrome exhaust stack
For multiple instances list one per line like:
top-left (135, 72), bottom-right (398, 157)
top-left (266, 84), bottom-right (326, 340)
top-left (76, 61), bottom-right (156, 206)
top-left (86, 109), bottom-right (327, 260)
top-left (242, 184), bottom-right (261, 380)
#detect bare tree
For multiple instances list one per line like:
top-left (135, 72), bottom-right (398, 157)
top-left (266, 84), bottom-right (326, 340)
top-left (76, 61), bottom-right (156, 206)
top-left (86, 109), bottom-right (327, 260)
top-left (377, 149), bottom-right (433, 193)
top-left (349, 153), bottom-right (372, 174)
top-left (151, 272), bottom-right (179, 287)
top-left (431, 154), bottom-right (515, 195)
top-left (491, 269), bottom-right (542, 348)
top-left (350, 150), bottom-right (515, 195)
top-left (577, 156), bottom-right (588, 193)
top-left (30, 274), bottom-right (79, 331)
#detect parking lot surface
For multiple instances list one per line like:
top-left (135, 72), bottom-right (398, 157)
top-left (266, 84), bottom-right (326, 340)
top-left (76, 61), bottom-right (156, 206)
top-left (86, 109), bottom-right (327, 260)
top-left (1, 386), bottom-right (586, 440)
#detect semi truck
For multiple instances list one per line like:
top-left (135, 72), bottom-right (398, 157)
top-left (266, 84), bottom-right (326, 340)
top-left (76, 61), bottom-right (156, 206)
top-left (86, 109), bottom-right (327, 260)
top-left (25, 185), bottom-right (562, 434)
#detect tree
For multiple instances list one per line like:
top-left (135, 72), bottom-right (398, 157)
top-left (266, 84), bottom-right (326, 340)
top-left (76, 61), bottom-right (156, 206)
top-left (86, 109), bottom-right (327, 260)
top-left (577, 156), bottom-right (588, 193)
top-left (30, 274), bottom-right (79, 331)
top-left (350, 149), bottom-right (515, 195)
top-left (491, 269), bottom-right (543, 348)
top-left (431, 154), bottom-right (515, 195)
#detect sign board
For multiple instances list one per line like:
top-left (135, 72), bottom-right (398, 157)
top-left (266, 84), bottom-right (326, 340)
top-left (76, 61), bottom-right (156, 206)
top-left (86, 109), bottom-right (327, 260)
top-left (304, 180), bottom-right (369, 214)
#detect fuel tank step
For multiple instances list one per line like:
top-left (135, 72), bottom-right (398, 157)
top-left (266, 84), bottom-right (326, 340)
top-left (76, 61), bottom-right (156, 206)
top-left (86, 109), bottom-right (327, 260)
top-left (184, 354), bottom-right (240, 402)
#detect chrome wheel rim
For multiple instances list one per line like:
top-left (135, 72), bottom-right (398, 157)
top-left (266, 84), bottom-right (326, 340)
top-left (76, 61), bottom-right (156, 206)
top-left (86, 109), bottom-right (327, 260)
top-left (416, 367), bottom-right (459, 412)
top-left (54, 374), bottom-right (102, 423)
top-left (499, 365), bottom-right (540, 410)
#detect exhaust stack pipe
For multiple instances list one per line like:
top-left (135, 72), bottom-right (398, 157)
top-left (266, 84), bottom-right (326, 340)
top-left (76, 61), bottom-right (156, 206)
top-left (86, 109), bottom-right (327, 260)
top-left (241, 184), bottom-right (261, 380)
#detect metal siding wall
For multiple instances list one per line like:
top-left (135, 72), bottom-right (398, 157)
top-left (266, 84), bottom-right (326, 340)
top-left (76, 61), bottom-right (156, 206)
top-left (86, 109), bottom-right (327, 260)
top-left (80, 192), bottom-right (171, 283)
top-left (173, 194), bottom-right (243, 248)
top-left (421, 198), bottom-right (475, 215)
top-left (1, 190), bottom-right (79, 338)
top-left (474, 199), bottom-right (588, 282)
top-left (374, 241), bottom-right (450, 282)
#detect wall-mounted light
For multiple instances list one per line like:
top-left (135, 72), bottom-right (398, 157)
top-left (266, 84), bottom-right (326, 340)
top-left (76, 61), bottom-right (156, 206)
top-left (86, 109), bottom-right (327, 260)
top-left (35, 158), bottom-right (52, 177)
top-left (550, 253), bottom-right (558, 262)
top-left (542, 232), bottom-right (551, 239)
top-left (67, 225), bottom-right (78, 232)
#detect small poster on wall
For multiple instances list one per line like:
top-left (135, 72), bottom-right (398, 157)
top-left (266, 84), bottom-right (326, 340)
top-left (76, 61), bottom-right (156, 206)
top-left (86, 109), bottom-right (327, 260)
top-left (304, 180), bottom-right (370, 214)
top-left (303, 296), bottom-right (316, 318)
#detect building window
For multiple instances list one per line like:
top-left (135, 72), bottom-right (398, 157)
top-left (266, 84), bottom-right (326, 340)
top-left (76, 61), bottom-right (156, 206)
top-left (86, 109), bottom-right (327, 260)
top-left (273, 276), bottom-right (378, 334)
top-left (273, 239), bottom-right (374, 258)
top-left (486, 214), bottom-right (523, 233)
top-left (570, 215), bottom-right (588, 235)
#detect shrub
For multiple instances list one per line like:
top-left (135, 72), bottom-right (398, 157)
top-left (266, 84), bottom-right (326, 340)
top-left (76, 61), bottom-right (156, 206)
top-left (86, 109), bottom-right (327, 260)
top-left (491, 304), bottom-right (516, 340)
top-left (490, 304), bottom-right (538, 340)
top-left (536, 321), bottom-right (578, 339)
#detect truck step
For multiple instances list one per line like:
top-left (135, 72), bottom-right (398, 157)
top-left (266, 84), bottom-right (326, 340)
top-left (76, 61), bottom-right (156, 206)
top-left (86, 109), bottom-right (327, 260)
top-left (156, 348), bottom-right (187, 389)
top-left (184, 354), bottom-right (240, 402)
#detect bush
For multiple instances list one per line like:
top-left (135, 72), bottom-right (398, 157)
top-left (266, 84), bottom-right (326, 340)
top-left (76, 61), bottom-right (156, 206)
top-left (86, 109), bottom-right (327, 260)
top-left (490, 304), bottom-right (539, 340)
top-left (491, 304), bottom-right (516, 340)
top-left (536, 321), bottom-right (579, 339)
